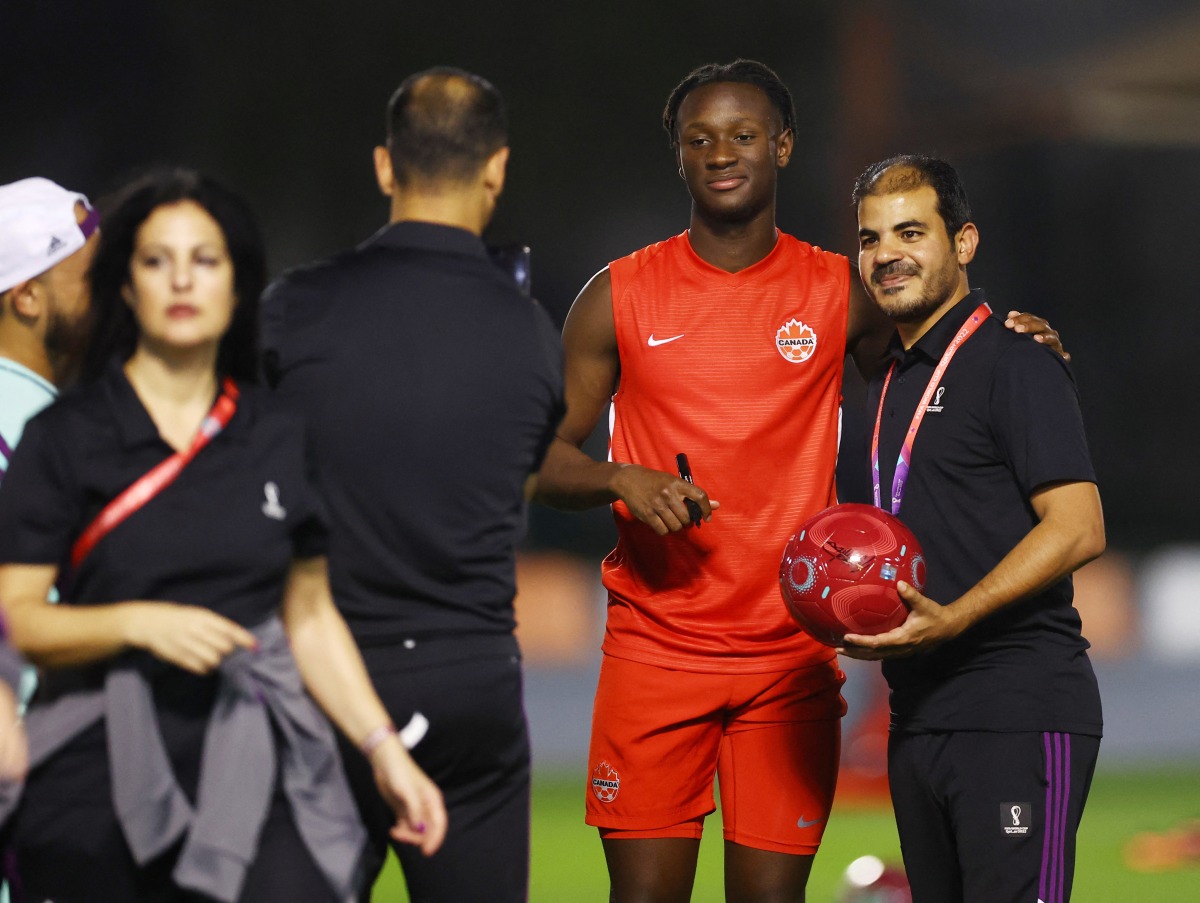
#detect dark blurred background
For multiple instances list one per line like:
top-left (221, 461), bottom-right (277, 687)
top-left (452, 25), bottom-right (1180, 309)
top-left (4, 0), bottom-right (1198, 763)
top-left (4, 0), bottom-right (1194, 550)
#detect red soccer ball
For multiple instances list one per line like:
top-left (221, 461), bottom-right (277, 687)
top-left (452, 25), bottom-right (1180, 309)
top-left (779, 503), bottom-right (927, 647)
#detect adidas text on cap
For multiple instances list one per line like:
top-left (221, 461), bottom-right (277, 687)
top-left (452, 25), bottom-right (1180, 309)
top-left (0, 177), bottom-right (99, 294)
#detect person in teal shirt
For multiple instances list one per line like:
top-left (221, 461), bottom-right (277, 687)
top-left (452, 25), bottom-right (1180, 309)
top-left (0, 176), bottom-right (99, 484)
top-left (0, 176), bottom-right (100, 788)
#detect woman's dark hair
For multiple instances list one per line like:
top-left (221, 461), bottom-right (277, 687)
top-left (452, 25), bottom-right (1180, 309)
top-left (84, 168), bottom-right (266, 382)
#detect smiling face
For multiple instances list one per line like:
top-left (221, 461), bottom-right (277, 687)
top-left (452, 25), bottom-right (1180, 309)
top-left (675, 81), bottom-right (793, 225)
top-left (123, 200), bottom-right (237, 358)
top-left (857, 183), bottom-right (977, 336)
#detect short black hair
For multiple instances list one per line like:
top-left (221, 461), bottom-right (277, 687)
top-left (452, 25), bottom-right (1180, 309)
top-left (663, 59), bottom-right (796, 149)
top-left (84, 168), bottom-right (265, 383)
top-left (852, 154), bottom-right (973, 239)
top-left (385, 67), bottom-right (508, 187)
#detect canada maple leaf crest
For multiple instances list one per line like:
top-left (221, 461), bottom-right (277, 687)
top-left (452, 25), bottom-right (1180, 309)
top-left (776, 318), bottom-right (818, 363)
top-left (591, 760), bottom-right (621, 803)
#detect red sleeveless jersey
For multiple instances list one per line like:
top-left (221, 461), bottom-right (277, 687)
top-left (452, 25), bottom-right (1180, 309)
top-left (603, 231), bottom-right (849, 672)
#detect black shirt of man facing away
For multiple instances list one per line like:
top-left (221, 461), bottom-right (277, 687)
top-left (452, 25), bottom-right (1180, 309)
top-left (260, 68), bottom-right (564, 903)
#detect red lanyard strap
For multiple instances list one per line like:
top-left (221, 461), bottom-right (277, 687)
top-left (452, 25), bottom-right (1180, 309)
top-left (871, 302), bottom-right (990, 515)
top-left (69, 378), bottom-right (240, 572)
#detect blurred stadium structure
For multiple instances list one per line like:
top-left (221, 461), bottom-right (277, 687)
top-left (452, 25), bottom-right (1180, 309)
top-left (516, 546), bottom-right (1200, 771)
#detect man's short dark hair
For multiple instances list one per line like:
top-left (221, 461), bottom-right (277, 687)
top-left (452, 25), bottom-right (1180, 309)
top-left (385, 67), bottom-right (508, 187)
top-left (663, 59), bottom-right (796, 150)
top-left (852, 154), bottom-right (973, 239)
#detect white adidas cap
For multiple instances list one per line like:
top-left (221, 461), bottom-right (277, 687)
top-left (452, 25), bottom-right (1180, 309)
top-left (0, 177), bottom-right (99, 294)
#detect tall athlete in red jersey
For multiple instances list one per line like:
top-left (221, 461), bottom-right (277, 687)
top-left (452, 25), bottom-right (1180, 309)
top-left (535, 60), bottom-right (1062, 902)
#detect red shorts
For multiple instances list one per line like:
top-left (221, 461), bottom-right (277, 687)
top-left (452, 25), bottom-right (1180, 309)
top-left (585, 655), bottom-right (845, 854)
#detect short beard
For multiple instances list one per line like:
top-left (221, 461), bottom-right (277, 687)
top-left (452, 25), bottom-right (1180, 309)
top-left (44, 307), bottom-right (90, 387)
top-left (884, 291), bottom-right (947, 324)
top-left (871, 260), bottom-right (960, 324)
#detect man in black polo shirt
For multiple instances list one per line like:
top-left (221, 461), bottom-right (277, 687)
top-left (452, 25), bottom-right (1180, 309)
top-left (260, 68), bottom-right (564, 902)
top-left (842, 154), bottom-right (1105, 903)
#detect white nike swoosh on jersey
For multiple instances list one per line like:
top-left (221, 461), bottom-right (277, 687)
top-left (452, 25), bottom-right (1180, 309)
top-left (647, 334), bottom-right (685, 346)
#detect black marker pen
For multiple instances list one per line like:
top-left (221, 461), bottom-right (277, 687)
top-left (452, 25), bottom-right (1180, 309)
top-left (675, 453), bottom-right (703, 527)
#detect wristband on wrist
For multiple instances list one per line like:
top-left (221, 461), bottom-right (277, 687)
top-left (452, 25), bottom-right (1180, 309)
top-left (360, 723), bottom-right (398, 759)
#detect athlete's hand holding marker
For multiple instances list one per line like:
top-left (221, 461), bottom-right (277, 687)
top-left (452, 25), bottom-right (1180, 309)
top-left (609, 454), bottom-right (719, 536)
top-left (676, 454), bottom-right (704, 528)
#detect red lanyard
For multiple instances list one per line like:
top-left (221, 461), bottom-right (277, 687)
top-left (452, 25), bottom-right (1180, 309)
top-left (69, 378), bottom-right (240, 571)
top-left (871, 303), bottom-right (990, 515)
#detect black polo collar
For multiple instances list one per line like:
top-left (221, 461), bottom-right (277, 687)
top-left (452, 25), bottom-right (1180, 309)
top-left (887, 288), bottom-right (990, 365)
top-left (100, 359), bottom-right (253, 451)
top-left (360, 220), bottom-right (489, 260)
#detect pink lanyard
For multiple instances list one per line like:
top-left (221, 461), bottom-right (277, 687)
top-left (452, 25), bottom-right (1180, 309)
top-left (69, 378), bottom-right (240, 571)
top-left (871, 303), bottom-right (991, 515)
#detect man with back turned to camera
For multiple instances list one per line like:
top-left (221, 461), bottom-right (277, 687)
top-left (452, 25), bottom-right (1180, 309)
top-left (260, 68), bottom-right (565, 902)
top-left (842, 153), bottom-right (1105, 903)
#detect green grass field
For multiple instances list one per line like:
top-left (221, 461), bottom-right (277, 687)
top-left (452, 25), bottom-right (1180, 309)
top-left (372, 764), bottom-right (1200, 901)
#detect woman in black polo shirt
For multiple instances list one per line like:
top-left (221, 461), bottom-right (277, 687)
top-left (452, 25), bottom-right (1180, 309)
top-left (0, 169), bottom-right (445, 902)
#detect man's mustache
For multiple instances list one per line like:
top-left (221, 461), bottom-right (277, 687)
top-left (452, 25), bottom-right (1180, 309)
top-left (871, 262), bottom-right (919, 284)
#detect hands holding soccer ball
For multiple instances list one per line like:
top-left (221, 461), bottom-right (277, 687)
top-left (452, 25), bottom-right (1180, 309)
top-left (837, 582), bottom-right (967, 660)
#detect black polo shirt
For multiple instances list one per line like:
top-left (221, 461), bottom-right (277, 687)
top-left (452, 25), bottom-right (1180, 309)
top-left (868, 290), bottom-right (1102, 735)
top-left (0, 362), bottom-right (327, 623)
top-left (0, 364), bottom-right (329, 798)
top-left (260, 221), bottom-right (565, 650)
